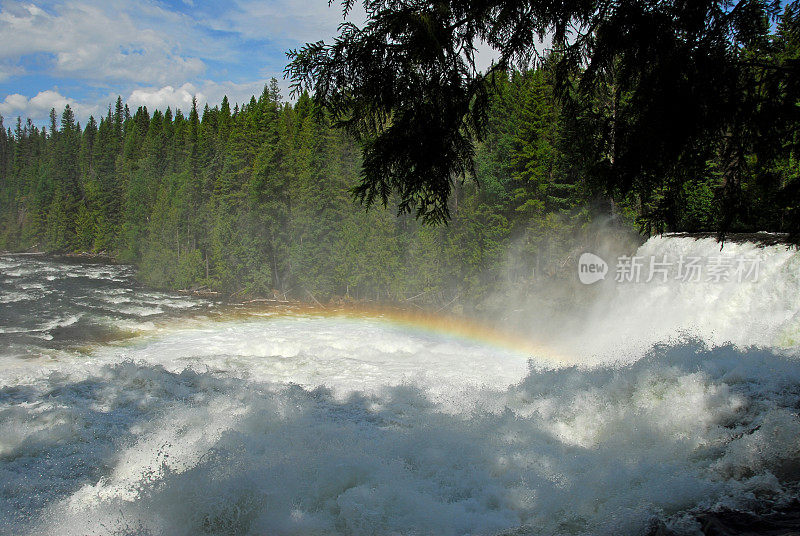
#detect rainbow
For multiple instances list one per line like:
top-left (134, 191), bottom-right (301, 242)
top-left (214, 303), bottom-right (574, 366)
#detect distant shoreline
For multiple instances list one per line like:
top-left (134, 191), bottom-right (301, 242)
top-left (1, 248), bottom-right (120, 264)
top-left (0, 249), bottom-right (414, 310)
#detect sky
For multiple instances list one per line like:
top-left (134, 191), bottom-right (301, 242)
top-left (0, 0), bottom-right (377, 127)
top-left (0, 1), bottom-right (788, 130)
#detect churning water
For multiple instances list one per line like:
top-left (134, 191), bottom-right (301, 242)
top-left (1, 237), bottom-right (799, 535)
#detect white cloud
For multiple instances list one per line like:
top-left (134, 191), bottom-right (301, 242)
top-left (0, 1), bottom-right (213, 85)
top-left (0, 89), bottom-right (99, 122)
top-left (0, 94), bottom-right (29, 113)
top-left (126, 79), bottom-right (287, 114)
top-left (0, 79), bottom-right (283, 127)
top-left (0, 0), bottom-right (374, 125)
top-left (470, 32), bottom-right (554, 74)
top-left (0, 0), bottom-right (372, 98)
top-left (128, 83), bottom-right (205, 111)
top-left (472, 41), bottom-right (501, 74)
top-left (28, 89), bottom-right (70, 111)
top-left (209, 0), bottom-right (367, 45)
top-left (0, 63), bottom-right (21, 82)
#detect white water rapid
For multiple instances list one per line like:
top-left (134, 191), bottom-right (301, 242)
top-left (0, 236), bottom-right (798, 535)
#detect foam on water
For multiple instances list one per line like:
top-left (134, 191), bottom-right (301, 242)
top-left (4, 333), bottom-right (800, 536)
top-left (557, 236), bottom-right (800, 363)
top-left (1, 238), bottom-right (799, 535)
top-left (115, 304), bottom-right (165, 317)
top-left (0, 291), bottom-right (35, 304)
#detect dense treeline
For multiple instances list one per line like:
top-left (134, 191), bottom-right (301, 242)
top-left (0, 76), bottom-right (594, 308)
top-left (0, 3), bottom-right (798, 309)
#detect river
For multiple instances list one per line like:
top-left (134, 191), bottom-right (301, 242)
top-left (1, 236), bottom-right (799, 535)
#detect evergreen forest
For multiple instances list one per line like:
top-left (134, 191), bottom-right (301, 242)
top-left (0, 5), bottom-right (798, 309)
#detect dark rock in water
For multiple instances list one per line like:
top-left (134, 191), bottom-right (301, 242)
top-left (645, 518), bottom-right (677, 536)
top-left (664, 232), bottom-right (796, 247)
top-left (648, 500), bottom-right (800, 536)
top-left (696, 506), bottom-right (800, 535)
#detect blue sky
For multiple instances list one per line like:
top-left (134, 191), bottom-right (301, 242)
top-left (0, 0), bottom-right (373, 126)
top-left (0, 1), bottom-right (789, 129)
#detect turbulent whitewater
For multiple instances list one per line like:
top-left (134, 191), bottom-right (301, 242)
top-left (1, 236), bottom-right (799, 536)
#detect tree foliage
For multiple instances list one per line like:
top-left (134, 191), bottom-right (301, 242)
top-left (0, 74), bottom-right (599, 309)
top-left (1, 14), bottom-right (798, 315)
top-left (287, 0), bottom-right (800, 238)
